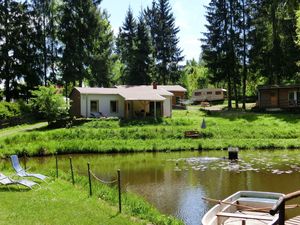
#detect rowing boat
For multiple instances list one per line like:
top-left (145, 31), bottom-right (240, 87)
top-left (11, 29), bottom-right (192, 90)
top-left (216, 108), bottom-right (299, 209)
top-left (202, 191), bottom-right (284, 225)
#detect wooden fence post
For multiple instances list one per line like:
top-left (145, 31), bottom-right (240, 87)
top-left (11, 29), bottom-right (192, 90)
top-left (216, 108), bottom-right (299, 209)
top-left (118, 169), bottom-right (122, 213)
top-left (70, 157), bottom-right (75, 185)
top-left (55, 153), bottom-right (58, 178)
top-left (88, 163), bottom-right (92, 196)
top-left (278, 201), bottom-right (285, 225)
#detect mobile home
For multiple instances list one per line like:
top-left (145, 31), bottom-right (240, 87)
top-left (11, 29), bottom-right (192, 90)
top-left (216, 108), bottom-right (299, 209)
top-left (192, 88), bottom-right (227, 103)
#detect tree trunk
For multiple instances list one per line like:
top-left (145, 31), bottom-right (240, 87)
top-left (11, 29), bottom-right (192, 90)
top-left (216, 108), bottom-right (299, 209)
top-left (242, 0), bottom-right (247, 110)
top-left (4, 0), bottom-right (11, 102)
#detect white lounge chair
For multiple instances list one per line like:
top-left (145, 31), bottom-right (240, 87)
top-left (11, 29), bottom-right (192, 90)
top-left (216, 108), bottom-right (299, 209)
top-left (10, 155), bottom-right (47, 181)
top-left (0, 173), bottom-right (38, 189)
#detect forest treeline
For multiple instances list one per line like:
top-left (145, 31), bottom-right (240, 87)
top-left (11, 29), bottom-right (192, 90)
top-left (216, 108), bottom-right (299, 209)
top-left (0, 0), bottom-right (300, 109)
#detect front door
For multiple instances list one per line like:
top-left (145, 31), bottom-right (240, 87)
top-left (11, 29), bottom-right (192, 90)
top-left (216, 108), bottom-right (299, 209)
top-left (270, 92), bottom-right (277, 107)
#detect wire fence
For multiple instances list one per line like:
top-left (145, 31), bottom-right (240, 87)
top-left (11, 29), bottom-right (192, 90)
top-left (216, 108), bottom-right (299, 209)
top-left (54, 154), bottom-right (122, 213)
top-left (89, 170), bottom-right (117, 185)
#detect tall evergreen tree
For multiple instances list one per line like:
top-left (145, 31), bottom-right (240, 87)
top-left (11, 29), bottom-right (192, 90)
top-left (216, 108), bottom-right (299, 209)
top-left (202, 0), bottom-right (235, 109)
top-left (116, 7), bottom-right (137, 84)
top-left (145, 0), bottom-right (184, 84)
top-left (249, 0), bottom-right (300, 84)
top-left (31, 0), bottom-right (59, 85)
top-left (88, 10), bottom-right (114, 87)
top-left (0, 0), bottom-right (42, 101)
top-left (131, 16), bottom-right (154, 85)
top-left (59, 0), bottom-right (113, 87)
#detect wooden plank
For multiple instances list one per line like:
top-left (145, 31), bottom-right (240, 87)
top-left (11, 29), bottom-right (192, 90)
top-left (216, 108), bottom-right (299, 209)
top-left (285, 216), bottom-right (300, 225)
top-left (217, 212), bottom-right (273, 221)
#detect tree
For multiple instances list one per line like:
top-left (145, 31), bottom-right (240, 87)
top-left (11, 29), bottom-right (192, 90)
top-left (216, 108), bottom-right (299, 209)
top-left (116, 7), bottom-right (137, 84)
top-left (31, 0), bottom-right (60, 85)
top-left (59, 0), bottom-right (113, 87)
top-left (0, 0), bottom-right (43, 102)
top-left (144, 0), bottom-right (184, 84)
top-left (88, 10), bottom-right (114, 87)
top-left (296, 6), bottom-right (300, 47)
top-left (181, 59), bottom-right (209, 97)
top-left (249, 0), bottom-right (300, 84)
top-left (131, 15), bottom-right (154, 84)
top-left (202, 0), bottom-right (235, 109)
top-left (30, 85), bottom-right (68, 124)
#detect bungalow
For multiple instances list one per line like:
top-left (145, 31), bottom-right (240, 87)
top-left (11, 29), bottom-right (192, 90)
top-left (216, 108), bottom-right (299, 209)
top-left (258, 84), bottom-right (300, 109)
top-left (69, 85), bottom-right (178, 118)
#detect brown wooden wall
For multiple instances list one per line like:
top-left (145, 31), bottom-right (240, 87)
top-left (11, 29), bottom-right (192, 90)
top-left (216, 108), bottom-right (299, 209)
top-left (259, 88), bottom-right (299, 108)
top-left (69, 89), bottom-right (81, 117)
top-left (171, 91), bottom-right (186, 105)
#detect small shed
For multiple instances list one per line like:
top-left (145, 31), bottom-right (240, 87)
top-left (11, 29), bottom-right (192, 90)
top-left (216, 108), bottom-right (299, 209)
top-left (258, 84), bottom-right (300, 109)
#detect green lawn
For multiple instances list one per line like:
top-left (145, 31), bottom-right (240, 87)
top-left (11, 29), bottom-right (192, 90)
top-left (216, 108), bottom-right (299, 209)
top-left (0, 179), bottom-right (147, 225)
top-left (0, 122), bottom-right (48, 138)
top-left (1, 107), bottom-right (300, 156)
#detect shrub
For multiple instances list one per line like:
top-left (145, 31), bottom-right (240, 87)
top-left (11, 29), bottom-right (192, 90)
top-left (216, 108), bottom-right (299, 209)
top-left (0, 102), bottom-right (21, 119)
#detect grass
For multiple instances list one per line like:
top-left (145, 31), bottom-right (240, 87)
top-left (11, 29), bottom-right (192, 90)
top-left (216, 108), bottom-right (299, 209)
top-left (1, 107), bottom-right (300, 156)
top-left (0, 179), bottom-right (145, 225)
top-left (0, 168), bottom-right (182, 225)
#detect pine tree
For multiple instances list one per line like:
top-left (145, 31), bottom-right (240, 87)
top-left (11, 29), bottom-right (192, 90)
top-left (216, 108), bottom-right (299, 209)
top-left (116, 7), bottom-right (137, 84)
top-left (59, 0), bottom-right (113, 87)
top-left (0, 0), bottom-right (42, 101)
top-left (249, 0), bottom-right (300, 84)
top-left (88, 10), bottom-right (114, 87)
top-left (202, 0), bottom-right (234, 109)
top-left (144, 0), bottom-right (183, 84)
top-left (31, 0), bottom-right (59, 85)
top-left (130, 15), bottom-right (154, 85)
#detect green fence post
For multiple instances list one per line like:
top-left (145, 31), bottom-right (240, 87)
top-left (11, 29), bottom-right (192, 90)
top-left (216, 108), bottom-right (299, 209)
top-left (118, 169), bottom-right (121, 213)
top-left (55, 153), bottom-right (58, 178)
top-left (70, 157), bottom-right (75, 185)
top-left (88, 163), bottom-right (92, 196)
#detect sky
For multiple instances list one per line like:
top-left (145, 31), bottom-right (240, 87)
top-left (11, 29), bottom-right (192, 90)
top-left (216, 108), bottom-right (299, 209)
top-left (101, 0), bottom-right (211, 62)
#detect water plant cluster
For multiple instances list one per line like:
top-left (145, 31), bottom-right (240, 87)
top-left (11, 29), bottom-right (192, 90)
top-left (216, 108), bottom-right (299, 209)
top-left (1, 109), bottom-right (300, 157)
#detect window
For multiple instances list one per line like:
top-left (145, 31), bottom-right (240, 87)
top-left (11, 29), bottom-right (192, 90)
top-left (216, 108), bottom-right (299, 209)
top-left (289, 91), bottom-right (300, 106)
top-left (207, 92), bottom-right (212, 95)
top-left (289, 92), bottom-right (295, 106)
top-left (176, 96), bottom-right (180, 104)
top-left (215, 91), bottom-right (222, 95)
top-left (90, 100), bottom-right (98, 112)
top-left (110, 100), bottom-right (118, 113)
top-left (195, 92), bottom-right (201, 96)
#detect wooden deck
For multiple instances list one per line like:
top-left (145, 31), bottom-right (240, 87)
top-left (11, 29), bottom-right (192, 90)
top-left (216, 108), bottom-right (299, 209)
top-left (285, 215), bottom-right (300, 225)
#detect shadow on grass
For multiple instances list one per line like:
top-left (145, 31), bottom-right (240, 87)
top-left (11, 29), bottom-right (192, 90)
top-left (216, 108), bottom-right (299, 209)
top-left (120, 117), bottom-right (163, 127)
top-left (109, 212), bottom-right (120, 219)
top-left (0, 186), bottom-right (32, 192)
top-left (204, 109), bottom-right (300, 124)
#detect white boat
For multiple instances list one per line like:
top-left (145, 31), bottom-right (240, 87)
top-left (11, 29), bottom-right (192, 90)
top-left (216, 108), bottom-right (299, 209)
top-left (202, 191), bottom-right (284, 225)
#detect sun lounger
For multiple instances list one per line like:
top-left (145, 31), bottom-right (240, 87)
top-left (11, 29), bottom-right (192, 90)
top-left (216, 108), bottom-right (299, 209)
top-left (10, 155), bottom-right (47, 181)
top-left (0, 173), bottom-right (37, 189)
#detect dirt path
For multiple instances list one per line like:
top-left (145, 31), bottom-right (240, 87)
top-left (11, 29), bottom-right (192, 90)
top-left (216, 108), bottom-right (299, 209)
top-left (0, 122), bottom-right (48, 138)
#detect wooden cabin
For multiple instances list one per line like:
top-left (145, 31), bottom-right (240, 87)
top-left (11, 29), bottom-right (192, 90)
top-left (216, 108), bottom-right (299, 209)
top-left (258, 85), bottom-right (300, 109)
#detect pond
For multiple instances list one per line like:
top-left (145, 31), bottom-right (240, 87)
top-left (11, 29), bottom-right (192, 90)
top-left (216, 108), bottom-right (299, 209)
top-left (4, 150), bottom-right (300, 225)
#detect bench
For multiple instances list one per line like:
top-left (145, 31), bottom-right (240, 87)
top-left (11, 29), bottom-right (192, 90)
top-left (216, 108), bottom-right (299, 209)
top-left (216, 212), bottom-right (273, 221)
top-left (184, 130), bottom-right (200, 138)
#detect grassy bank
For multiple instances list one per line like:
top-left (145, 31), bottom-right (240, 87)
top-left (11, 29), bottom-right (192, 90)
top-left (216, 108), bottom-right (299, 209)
top-left (1, 108), bottom-right (300, 156)
top-left (0, 169), bottom-right (182, 225)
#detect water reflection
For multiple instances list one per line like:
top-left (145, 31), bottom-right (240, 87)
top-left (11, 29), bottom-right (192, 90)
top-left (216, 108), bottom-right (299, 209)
top-left (2, 150), bottom-right (300, 225)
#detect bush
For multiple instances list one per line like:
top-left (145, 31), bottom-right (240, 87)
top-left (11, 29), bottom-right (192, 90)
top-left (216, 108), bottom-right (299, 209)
top-left (30, 85), bottom-right (69, 124)
top-left (0, 102), bottom-right (21, 119)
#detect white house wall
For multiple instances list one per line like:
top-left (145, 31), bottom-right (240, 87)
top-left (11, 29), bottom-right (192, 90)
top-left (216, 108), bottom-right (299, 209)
top-left (163, 96), bottom-right (172, 117)
top-left (80, 94), bottom-right (125, 117)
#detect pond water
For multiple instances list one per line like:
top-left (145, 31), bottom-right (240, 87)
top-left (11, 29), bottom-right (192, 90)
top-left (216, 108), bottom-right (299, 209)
top-left (4, 150), bottom-right (300, 225)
